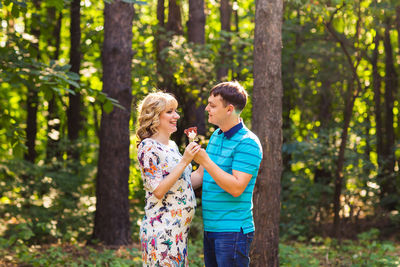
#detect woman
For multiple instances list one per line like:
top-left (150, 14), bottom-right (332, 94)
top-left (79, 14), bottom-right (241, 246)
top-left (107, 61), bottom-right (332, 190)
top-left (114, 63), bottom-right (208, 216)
top-left (136, 92), bottom-right (201, 266)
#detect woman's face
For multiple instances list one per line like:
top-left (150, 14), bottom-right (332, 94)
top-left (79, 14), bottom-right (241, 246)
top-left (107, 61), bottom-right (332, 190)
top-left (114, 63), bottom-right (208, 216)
top-left (158, 102), bottom-right (180, 135)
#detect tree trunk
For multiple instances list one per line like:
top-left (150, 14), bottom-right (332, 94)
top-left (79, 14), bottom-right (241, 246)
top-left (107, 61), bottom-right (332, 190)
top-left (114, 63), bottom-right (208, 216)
top-left (380, 20), bottom-right (397, 210)
top-left (396, 6), bottom-right (400, 57)
top-left (167, 0), bottom-right (183, 35)
top-left (396, 5), bottom-right (400, 169)
top-left (313, 80), bottom-right (333, 222)
top-left (325, 6), bottom-right (364, 236)
top-left (217, 0), bottom-right (232, 80)
top-left (155, 0), bottom-right (167, 78)
top-left (24, 0), bottom-right (41, 163)
top-left (93, 0), bottom-right (134, 245)
top-left (250, 0), bottom-right (283, 265)
top-left (187, 0), bottom-right (206, 135)
top-left (46, 8), bottom-right (63, 162)
top-left (333, 80), bottom-right (357, 237)
top-left (372, 34), bottom-right (383, 169)
top-left (188, 0), bottom-right (205, 44)
top-left (159, 0), bottom-right (186, 146)
top-left (67, 0), bottom-right (82, 160)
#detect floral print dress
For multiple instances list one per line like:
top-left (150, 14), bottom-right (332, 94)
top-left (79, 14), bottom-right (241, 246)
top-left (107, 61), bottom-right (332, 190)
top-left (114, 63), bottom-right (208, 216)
top-left (138, 138), bottom-right (196, 267)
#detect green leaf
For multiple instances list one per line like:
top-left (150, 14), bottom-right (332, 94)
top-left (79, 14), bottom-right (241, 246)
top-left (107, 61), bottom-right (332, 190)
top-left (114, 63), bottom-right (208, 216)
top-left (103, 100), bottom-right (114, 114)
top-left (66, 79), bottom-right (80, 89)
top-left (47, 0), bottom-right (64, 11)
top-left (11, 4), bottom-right (20, 17)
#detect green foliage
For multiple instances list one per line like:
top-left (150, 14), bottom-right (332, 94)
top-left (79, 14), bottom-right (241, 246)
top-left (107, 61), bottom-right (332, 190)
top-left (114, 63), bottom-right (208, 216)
top-left (0, 157), bottom-right (96, 244)
top-left (280, 235), bottom-right (400, 266)
top-left (0, 239), bottom-right (142, 266)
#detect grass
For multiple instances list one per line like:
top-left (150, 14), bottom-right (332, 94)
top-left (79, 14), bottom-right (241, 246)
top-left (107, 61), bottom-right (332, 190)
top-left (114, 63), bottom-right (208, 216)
top-left (1, 235), bottom-right (399, 267)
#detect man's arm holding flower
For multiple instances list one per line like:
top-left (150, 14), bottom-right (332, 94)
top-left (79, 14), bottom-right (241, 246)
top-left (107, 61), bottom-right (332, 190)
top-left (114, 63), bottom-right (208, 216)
top-left (193, 149), bottom-right (252, 197)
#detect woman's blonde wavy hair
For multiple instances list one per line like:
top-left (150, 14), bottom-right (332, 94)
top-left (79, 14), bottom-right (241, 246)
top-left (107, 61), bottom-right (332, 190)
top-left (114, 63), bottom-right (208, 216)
top-left (136, 92), bottom-right (178, 143)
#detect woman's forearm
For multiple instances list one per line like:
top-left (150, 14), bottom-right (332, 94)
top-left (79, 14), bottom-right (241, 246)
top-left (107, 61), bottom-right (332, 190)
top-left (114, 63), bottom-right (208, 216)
top-left (152, 159), bottom-right (189, 199)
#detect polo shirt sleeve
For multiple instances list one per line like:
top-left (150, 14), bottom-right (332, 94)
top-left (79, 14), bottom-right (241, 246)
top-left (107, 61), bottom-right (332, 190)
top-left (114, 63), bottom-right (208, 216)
top-left (232, 139), bottom-right (262, 176)
top-left (137, 142), bottom-right (164, 192)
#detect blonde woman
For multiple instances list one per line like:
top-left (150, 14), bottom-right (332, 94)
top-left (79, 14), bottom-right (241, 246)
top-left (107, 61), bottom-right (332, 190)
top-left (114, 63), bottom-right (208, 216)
top-left (136, 92), bottom-right (201, 266)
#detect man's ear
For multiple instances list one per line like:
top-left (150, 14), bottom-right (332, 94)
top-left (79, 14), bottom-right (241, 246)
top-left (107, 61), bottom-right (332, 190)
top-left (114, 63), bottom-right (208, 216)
top-left (227, 104), bottom-right (235, 114)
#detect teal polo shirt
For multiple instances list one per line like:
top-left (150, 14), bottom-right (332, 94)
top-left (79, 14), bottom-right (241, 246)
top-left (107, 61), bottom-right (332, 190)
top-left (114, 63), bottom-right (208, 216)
top-left (202, 121), bottom-right (263, 233)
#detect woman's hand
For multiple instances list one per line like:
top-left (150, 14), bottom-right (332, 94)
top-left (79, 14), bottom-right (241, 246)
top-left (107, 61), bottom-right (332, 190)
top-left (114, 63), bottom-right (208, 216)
top-left (182, 142), bottom-right (201, 165)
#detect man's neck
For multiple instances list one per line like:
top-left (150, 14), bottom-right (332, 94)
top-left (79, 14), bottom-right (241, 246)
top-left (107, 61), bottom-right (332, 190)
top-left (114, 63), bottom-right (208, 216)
top-left (219, 116), bottom-right (241, 132)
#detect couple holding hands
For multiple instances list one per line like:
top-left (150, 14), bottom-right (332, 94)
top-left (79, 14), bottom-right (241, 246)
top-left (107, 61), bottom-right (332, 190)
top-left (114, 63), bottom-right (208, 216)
top-left (136, 81), bottom-right (263, 267)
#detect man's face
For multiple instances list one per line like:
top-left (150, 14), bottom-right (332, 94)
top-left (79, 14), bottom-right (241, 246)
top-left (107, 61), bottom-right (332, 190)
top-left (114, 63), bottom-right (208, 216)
top-left (205, 94), bottom-right (230, 126)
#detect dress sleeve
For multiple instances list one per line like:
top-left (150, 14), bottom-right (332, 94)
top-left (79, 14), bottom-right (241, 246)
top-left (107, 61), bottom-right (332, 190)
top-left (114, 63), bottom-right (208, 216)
top-left (137, 141), bottom-right (164, 192)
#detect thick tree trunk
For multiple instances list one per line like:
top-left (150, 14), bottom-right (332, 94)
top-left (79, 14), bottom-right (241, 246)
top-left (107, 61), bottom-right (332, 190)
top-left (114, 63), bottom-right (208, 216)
top-left (187, 0), bottom-right (206, 135)
top-left (217, 0), bottom-right (232, 80)
top-left (250, 0), bottom-right (283, 266)
top-left (167, 0), bottom-right (183, 35)
top-left (93, 0), bottom-right (134, 245)
top-left (24, 0), bottom-right (41, 163)
top-left (67, 0), bottom-right (82, 160)
top-left (188, 0), bottom-right (205, 44)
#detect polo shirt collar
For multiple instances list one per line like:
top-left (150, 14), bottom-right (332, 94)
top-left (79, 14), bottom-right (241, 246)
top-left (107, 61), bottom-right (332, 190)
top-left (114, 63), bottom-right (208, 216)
top-left (218, 121), bottom-right (244, 138)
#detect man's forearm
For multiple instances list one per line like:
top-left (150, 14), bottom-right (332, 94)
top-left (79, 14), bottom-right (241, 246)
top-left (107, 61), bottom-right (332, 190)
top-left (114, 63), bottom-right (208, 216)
top-left (201, 158), bottom-right (243, 197)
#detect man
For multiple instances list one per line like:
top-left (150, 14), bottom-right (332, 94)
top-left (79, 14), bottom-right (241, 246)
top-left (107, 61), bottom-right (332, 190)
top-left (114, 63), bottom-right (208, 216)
top-left (191, 81), bottom-right (263, 266)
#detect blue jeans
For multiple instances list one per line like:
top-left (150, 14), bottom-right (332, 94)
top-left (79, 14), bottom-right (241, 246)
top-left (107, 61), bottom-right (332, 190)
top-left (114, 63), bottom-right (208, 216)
top-left (203, 229), bottom-right (254, 267)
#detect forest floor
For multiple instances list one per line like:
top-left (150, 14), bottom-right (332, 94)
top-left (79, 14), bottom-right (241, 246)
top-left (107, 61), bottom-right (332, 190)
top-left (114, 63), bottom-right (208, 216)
top-left (1, 238), bottom-right (399, 267)
top-left (1, 217), bottom-right (400, 266)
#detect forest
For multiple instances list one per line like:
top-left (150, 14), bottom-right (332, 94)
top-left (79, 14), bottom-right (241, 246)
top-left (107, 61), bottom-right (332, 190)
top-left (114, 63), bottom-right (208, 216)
top-left (1, 0), bottom-right (400, 266)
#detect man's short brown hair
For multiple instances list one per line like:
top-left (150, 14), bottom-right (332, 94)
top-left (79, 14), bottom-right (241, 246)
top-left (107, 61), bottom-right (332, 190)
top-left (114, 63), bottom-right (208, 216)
top-left (210, 81), bottom-right (248, 112)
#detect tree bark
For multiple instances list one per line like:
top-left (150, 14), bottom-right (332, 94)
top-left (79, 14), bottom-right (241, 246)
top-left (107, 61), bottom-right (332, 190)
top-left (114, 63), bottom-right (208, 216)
top-left (67, 0), bottom-right (82, 160)
top-left (93, 0), bottom-right (134, 245)
top-left (188, 0), bottom-right (205, 44)
top-left (380, 20), bottom-right (397, 210)
top-left (250, 0), bottom-right (283, 265)
top-left (332, 80), bottom-right (357, 237)
top-left (187, 0), bottom-right (206, 135)
top-left (167, 0), bottom-right (183, 35)
top-left (396, 6), bottom-right (400, 57)
top-left (372, 34), bottom-right (384, 177)
top-left (155, 0), bottom-right (167, 78)
top-left (217, 0), bottom-right (232, 80)
top-left (24, 0), bottom-right (41, 163)
top-left (46, 8), bottom-right (63, 162)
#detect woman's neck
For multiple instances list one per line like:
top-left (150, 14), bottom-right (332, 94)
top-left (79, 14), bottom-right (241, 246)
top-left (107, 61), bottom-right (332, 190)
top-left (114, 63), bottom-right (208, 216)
top-left (151, 132), bottom-right (170, 145)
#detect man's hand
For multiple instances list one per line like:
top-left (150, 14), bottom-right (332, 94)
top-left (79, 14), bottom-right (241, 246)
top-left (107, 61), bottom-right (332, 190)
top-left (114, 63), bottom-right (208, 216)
top-left (193, 148), bottom-right (208, 165)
